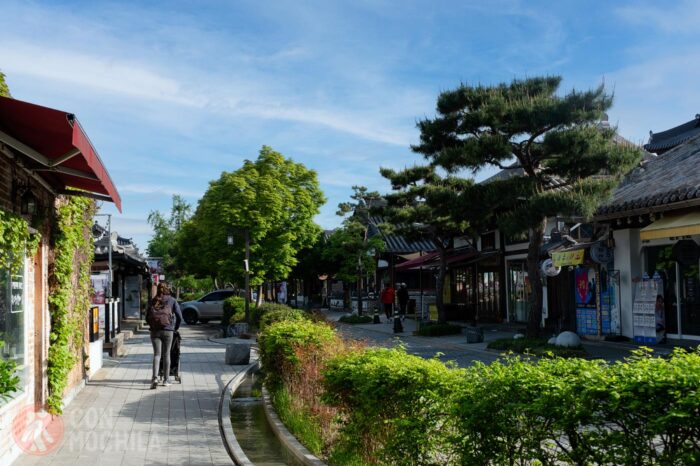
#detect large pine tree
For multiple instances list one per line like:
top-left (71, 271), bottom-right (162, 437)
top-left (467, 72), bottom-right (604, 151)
top-left (414, 76), bottom-right (642, 335)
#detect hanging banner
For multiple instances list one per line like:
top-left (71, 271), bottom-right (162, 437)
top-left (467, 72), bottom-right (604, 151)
top-left (552, 249), bottom-right (585, 267)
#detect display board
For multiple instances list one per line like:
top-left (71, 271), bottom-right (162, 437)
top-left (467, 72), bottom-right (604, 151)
top-left (633, 272), bottom-right (664, 344)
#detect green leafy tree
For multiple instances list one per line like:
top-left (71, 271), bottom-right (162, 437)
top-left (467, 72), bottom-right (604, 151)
top-left (180, 146), bottom-right (325, 292)
top-left (414, 76), bottom-right (642, 335)
top-left (379, 165), bottom-right (486, 323)
top-left (324, 186), bottom-right (385, 315)
top-left (146, 195), bottom-right (192, 281)
top-left (0, 71), bottom-right (10, 98)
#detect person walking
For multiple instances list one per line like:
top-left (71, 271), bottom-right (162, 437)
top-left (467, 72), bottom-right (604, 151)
top-left (380, 284), bottom-right (395, 322)
top-left (397, 283), bottom-right (409, 321)
top-left (147, 282), bottom-right (183, 389)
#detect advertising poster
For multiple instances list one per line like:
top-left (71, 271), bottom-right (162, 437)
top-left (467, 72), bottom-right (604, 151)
top-left (91, 273), bottom-right (109, 330)
top-left (575, 266), bottom-right (598, 335)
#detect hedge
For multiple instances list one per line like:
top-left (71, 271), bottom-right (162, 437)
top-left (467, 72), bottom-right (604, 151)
top-left (259, 317), bottom-right (700, 465)
top-left (323, 347), bottom-right (700, 465)
top-left (258, 319), bottom-right (336, 389)
top-left (414, 322), bottom-right (463, 336)
top-left (222, 296), bottom-right (246, 326)
top-left (259, 307), bottom-right (309, 331)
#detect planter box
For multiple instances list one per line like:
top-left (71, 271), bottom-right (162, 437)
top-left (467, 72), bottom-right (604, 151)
top-left (225, 340), bottom-right (254, 365)
top-left (465, 326), bottom-right (484, 343)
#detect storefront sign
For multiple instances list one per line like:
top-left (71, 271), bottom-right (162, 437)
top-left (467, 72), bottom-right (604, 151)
top-left (10, 274), bottom-right (23, 313)
top-left (552, 249), bottom-right (584, 267)
top-left (541, 259), bottom-right (561, 277)
top-left (590, 242), bottom-right (613, 264)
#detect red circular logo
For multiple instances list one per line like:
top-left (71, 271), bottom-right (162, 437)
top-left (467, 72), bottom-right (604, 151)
top-left (11, 404), bottom-right (64, 455)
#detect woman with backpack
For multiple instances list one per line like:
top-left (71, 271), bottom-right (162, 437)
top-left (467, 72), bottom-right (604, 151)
top-left (147, 282), bottom-right (183, 389)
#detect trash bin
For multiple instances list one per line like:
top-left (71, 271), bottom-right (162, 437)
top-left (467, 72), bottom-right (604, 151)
top-left (408, 299), bottom-right (416, 316)
top-left (465, 326), bottom-right (484, 343)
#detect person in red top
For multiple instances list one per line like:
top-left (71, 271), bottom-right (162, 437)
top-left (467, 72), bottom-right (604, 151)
top-left (380, 284), bottom-right (395, 321)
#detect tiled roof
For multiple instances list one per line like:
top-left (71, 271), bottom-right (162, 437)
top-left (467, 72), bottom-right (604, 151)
top-left (597, 133), bottom-right (700, 217)
top-left (644, 115), bottom-right (700, 153)
top-left (368, 216), bottom-right (436, 253)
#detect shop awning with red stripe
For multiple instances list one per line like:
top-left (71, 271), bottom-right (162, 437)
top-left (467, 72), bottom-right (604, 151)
top-left (0, 96), bottom-right (121, 211)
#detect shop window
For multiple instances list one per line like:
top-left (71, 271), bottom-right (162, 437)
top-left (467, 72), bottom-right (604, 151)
top-left (0, 259), bottom-right (27, 395)
top-left (481, 232), bottom-right (496, 251)
top-left (508, 261), bottom-right (530, 322)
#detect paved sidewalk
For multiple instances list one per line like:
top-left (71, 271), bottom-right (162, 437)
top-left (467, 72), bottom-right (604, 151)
top-left (322, 309), bottom-right (677, 366)
top-left (13, 324), bottom-right (245, 466)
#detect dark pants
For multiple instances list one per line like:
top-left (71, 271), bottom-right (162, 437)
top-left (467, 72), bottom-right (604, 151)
top-left (151, 330), bottom-right (174, 381)
top-left (383, 303), bottom-right (393, 319)
top-left (398, 300), bottom-right (408, 316)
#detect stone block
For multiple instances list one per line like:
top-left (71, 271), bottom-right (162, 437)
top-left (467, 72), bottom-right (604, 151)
top-left (555, 331), bottom-right (581, 348)
top-left (225, 342), bottom-right (252, 365)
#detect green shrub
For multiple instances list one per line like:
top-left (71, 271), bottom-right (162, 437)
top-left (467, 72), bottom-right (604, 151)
top-left (258, 320), bottom-right (335, 389)
top-left (414, 322), bottom-right (463, 336)
top-left (222, 296), bottom-right (246, 325)
top-left (487, 337), bottom-right (586, 358)
top-left (253, 302), bottom-right (294, 328)
top-left (338, 314), bottom-right (373, 324)
top-left (317, 347), bottom-right (700, 465)
top-left (323, 347), bottom-right (461, 464)
top-left (0, 341), bottom-right (20, 401)
top-left (259, 307), bottom-right (308, 331)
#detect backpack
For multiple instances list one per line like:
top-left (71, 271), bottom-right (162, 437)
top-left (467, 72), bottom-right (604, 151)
top-left (148, 298), bottom-right (172, 331)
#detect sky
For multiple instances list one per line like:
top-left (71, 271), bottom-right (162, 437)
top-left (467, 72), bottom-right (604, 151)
top-left (1, 0), bottom-right (699, 252)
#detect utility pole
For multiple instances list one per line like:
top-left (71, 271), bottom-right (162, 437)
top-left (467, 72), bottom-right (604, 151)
top-left (244, 228), bottom-right (250, 323)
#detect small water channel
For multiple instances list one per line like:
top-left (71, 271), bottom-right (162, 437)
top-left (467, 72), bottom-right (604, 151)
top-left (230, 372), bottom-right (305, 466)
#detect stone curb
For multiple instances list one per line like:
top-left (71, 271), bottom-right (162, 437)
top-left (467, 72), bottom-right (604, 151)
top-left (261, 385), bottom-right (327, 466)
top-left (218, 361), bottom-right (259, 466)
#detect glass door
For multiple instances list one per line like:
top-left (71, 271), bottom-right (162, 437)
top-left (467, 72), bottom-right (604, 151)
top-left (679, 261), bottom-right (700, 336)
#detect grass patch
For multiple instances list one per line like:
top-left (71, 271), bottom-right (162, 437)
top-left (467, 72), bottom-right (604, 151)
top-left (338, 314), bottom-right (373, 324)
top-left (487, 337), bottom-right (587, 358)
top-left (270, 385), bottom-right (324, 456)
top-left (414, 322), bottom-right (463, 336)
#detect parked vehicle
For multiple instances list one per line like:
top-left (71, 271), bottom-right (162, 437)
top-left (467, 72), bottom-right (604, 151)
top-left (179, 289), bottom-right (236, 324)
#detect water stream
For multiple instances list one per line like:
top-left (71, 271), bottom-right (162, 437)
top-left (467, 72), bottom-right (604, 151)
top-left (230, 372), bottom-right (305, 466)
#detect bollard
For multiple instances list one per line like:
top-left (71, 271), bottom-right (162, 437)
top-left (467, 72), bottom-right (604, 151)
top-left (393, 315), bottom-right (403, 333)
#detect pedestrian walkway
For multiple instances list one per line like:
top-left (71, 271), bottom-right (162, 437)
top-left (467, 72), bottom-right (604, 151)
top-left (12, 324), bottom-right (245, 466)
top-left (322, 309), bottom-right (678, 366)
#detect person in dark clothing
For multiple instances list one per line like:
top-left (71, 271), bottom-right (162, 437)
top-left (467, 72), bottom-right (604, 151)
top-left (147, 282), bottom-right (183, 389)
top-left (397, 283), bottom-right (409, 320)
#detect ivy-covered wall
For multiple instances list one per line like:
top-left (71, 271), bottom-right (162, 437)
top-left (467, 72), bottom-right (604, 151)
top-left (47, 196), bottom-right (96, 414)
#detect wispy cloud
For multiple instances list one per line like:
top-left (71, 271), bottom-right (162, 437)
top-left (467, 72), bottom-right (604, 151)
top-left (615, 0), bottom-right (700, 34)
top-left (120, 184), bottom-right (203, 198)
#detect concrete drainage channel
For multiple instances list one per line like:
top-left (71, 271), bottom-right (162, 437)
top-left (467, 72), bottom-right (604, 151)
top-left (219, 361), bottom-right (327, 466)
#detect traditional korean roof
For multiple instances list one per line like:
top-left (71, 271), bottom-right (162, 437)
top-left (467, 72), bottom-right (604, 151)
top-left (644, 115), bottom-right (700, 154)
top-left (368, 215), bottom-right (436, 253)
top-left (597, 133), bottom-right (700, 218)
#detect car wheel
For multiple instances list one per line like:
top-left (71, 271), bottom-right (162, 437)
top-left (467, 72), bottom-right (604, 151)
top-left (183, 308), bottom-right (198, 325)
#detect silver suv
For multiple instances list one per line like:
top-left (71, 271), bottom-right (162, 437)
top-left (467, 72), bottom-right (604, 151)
top-left (180, 289), bottom-right (236, 324)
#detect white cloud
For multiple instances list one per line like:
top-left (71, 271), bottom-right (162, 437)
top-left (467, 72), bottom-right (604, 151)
top-left (1, 42), bottom-right (204, 107)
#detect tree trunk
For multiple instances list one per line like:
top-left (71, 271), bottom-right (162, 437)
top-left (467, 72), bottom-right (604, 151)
top-left (436, 245), bottom-right (448, 324)
top-left (526, 217), bottom-right (548, 337)
top-left (344, 284), bottom-right (351, 310)
top-left (357, 270), bottom-right (363, 316)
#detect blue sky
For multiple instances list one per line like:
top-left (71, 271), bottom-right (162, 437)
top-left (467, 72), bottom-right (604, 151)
top-left (2, 0), bottom-right (699, 251)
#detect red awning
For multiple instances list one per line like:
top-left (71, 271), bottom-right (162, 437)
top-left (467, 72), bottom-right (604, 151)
top-left (0, 96), bottom-right (121, 211)
top-left (394, 252), bottom-right (440, 271)
top-left (394, 248), bottom-right (482, 271)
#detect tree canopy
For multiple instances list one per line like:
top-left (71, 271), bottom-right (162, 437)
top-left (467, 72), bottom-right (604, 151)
top-left (177, 146), bottom-right (325, 286)
top-left (379, 165), bottom-right (484, 323)
top-left (414, 76), bottom-right (642, 335)
top-left (0, 71), bottom-right (10, 98)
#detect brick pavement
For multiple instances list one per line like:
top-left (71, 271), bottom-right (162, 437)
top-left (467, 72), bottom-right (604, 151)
top-left (12, 324), bottom-right (244, 466)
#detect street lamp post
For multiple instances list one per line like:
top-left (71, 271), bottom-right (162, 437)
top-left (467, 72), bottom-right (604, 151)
top-left (228, 228), bottom-right (251, 324)
top-left (95, 213), bottom-right (113, 342)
